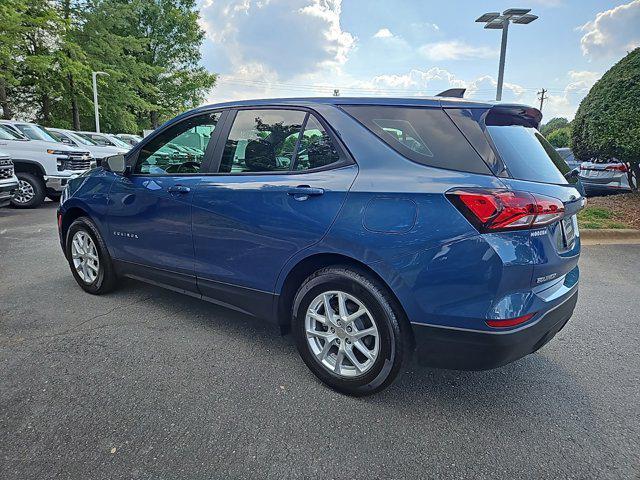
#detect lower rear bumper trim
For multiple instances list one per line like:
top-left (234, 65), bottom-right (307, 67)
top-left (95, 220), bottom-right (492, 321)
top-left (412, 290), bottom-right (578, 370)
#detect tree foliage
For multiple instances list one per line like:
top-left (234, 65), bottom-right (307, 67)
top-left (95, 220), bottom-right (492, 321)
top-left (572, 48), bottom-right (640, 190)
top-left (0, 0), bottom-right (216, 133)
top-left (547, 126), bottom-right (571, 148)
top-left (540, 117), bottom-right (569, 137)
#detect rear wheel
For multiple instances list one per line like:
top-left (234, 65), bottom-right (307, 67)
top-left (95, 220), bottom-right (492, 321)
top-left (293, 266), bottom-right (410, 396)
top-left (11, 172), bottom-right (45, 208)
top-left (65, 217), bottom-right (118, 294)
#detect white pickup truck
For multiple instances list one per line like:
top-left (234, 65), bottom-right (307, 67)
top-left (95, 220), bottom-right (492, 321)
top-left (0, 121), bottom-right (95, 208)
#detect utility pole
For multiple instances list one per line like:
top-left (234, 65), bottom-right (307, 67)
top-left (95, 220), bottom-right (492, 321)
top-left (537, 88), bottom-right (547, 112)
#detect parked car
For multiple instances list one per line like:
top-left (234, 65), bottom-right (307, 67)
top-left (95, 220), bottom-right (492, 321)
top-left (578, 158), bottom-right (631, 196)
top-left (76, 131), bottom-right (132, 151)
top-left (0, 121), bottom-right (95, 208)
top-left (116, 133), bottom-right (143, 146)
top-left (0, 150), bottom-right (18, 207)
top-left (57, 97), bottom-right (584, 395)
top-left (48, 128), bottom-right (128, 163)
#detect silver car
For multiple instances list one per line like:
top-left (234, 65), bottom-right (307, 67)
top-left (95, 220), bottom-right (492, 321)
top-left (579, 158), bottom-right (631, 196)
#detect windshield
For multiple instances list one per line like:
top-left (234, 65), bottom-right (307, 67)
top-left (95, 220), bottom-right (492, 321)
top-left (487, 125), bottom-right (573, 185)
top-left (0, 124), bottom-right (22, 140)
top-left (106, 135), bottom-right (130, 149)
top-left (67, 132), bottom-right (97, 146)
top-left (16, 124), bottom-right (58, 142)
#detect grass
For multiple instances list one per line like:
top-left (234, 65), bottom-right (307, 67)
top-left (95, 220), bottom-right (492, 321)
top-left (578, 206), bottom-right (629, 229)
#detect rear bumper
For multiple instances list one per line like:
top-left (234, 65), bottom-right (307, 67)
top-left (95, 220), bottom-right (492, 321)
top-left (412, 290), bottom-right (578, 370)
top-left (580, 177), bottom-right (631, 195)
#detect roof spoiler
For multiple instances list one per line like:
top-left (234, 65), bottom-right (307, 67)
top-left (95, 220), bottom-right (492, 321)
top-left (436, 88), bottom-right (466, 98)
top-left (485, 105), bottom-right (543, 129)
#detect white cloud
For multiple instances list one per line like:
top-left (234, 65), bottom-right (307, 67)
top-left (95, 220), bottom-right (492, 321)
top-left (409, 22), bottom-right (440, 32)
top-left (373, 28), bottom-right (394, 39)
top-left (419, 41), bottom-right (497, 61)
top-left (541, 70), bottom-right (601, 119)
top-left (579, 0), bottom-right (640, 58)
top-left (200, 0), bottom-right (355, 78)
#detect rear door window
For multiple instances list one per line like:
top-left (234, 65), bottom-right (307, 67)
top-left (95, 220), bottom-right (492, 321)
top-left (219, 109), bottom-right (306, 173)
top-left (487, 125), bottom-right (572, 184)
top-left (341, 105), bottom-right (491, 175)
top-left (294, 115), bottom-right (342, 171)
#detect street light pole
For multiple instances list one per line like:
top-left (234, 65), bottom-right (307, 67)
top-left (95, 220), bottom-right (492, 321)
top-left (92, 71), bottom-right (109, 133)
top-left (496, 19), bottom-right (509, 101)
top-left (476, 9), bottom-right (538, 102)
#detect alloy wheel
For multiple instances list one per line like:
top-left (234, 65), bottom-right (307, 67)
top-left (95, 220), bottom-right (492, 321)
top-left (71, 231), bottom-right (100, 284)
top-left (305, 290), bottom-right (380, 377)
top-left (13, 179), bottom-right (35, 204)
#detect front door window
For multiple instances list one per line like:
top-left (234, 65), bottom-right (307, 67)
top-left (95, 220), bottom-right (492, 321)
top-left (135, 112), bottom-right (221, 174)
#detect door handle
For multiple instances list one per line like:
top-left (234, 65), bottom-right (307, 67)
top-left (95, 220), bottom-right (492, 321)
top-left (168, 185), bottom-right (191, 194)
top-left (287, 186), bottom-right (324, 201)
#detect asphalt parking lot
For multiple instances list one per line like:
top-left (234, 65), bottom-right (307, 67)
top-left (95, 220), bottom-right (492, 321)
top-left (1, 202), bottom-right (639, 479)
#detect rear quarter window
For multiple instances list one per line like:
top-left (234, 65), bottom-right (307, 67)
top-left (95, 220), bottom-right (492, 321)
top-left (341, 105), bottom-right (491, 175)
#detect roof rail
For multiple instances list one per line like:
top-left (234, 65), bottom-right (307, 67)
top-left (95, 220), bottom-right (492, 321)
top-left (436, 88), bottom-right (466, 98)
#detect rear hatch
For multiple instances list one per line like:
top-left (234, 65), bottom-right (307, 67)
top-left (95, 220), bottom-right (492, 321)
top-left (448, 105), bottom-right (584, 288)
top-left (484, 106), bottom-right (583, 287)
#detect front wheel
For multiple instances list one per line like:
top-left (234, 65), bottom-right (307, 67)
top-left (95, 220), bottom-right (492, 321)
top-left (65, 217), bottom-right (118, 294)
top-left (10, 172), bottom-right (45, 208)
top-left (293, 266), bottom-right (411, 396)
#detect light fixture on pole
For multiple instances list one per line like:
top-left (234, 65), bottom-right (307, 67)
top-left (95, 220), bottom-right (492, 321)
top-left (475, 8), bottom-right (538, 101)
top-left (92, 71), bottom-right (110, 133)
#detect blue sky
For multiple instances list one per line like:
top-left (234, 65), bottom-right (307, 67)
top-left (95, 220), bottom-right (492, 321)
top-left (197, 0), bottom-right (640, 120)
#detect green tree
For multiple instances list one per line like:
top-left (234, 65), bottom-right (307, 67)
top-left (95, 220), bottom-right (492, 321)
top-left (540, 117), bottom-right (569, 137)
top-left (80, 0), bottom-right (216, 132)
top-left (572, 48), bottom-right (640, 190)
top-left (0, 0), bottom-right (27, 119)
top-left (547, 126), bottom-right (571, 148)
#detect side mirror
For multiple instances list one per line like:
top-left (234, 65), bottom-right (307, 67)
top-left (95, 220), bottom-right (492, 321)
top-left (104, 154), bottom-right (130, 175)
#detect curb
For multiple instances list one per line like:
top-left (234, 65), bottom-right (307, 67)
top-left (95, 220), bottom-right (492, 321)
top-left (580, 228), bottom-right (640, 245)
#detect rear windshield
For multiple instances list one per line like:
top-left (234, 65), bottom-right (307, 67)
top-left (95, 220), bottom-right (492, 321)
top-left (342, 105), bottom-right (491, 175)
top-left (487, 125), bottom-right (571, 184)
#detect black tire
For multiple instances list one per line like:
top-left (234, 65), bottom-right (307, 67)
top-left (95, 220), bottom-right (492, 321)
top-left (10, 172), bottom-right (46, 209)
top-left (293, 266), bottom-right (411, 396)
top-left (65, 216), bottom-right (118, 294)
top-left (47, 193), bottom-right (61, 202)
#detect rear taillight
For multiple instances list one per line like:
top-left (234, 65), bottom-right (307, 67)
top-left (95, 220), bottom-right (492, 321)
top-left (605, 164), bottom-right (628, 172)
top-left (486, 312), bottom-right (536, 328)
top-left (446, 188), bottom-right (565, 232)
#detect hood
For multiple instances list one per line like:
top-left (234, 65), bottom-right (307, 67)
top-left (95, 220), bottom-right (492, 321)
top-left (26, 138), bottom-right (90, 154)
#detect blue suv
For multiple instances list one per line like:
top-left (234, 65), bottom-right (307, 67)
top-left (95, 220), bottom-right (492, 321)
top-left (58, 97), bottom-right (584, 395)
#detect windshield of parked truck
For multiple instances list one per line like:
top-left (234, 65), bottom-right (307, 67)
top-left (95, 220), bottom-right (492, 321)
top-left (68, 131), bottom-right (97, 146)
top-left (0, 125), bottom-right (23, 140)
top-left (15, 124), bottom-right (59, 143)
top-left (106, 135), bottom-right (131, 149)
